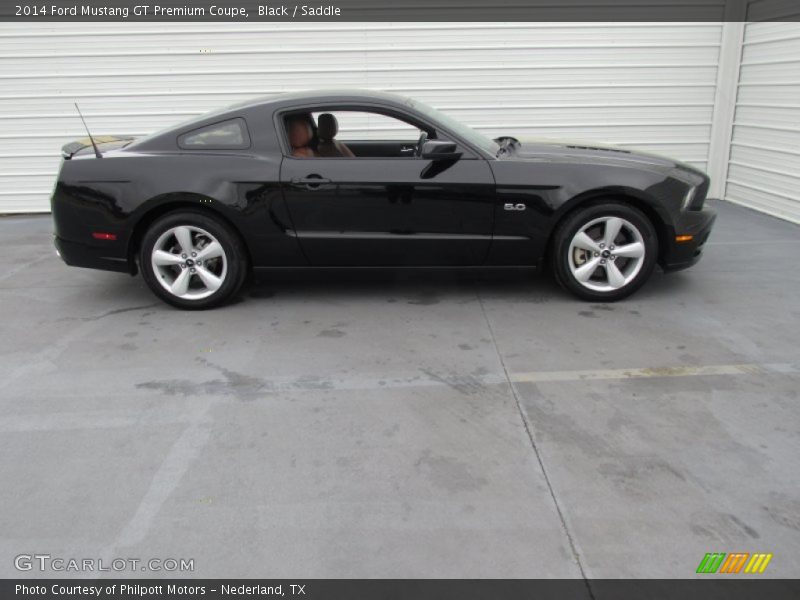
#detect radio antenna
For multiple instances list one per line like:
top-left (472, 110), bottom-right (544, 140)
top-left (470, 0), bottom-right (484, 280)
top-left (74, 103), bottom-right (102, 158)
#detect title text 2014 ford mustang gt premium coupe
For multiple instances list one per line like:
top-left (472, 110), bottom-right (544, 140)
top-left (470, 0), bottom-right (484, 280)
top-left (52, 90), bottom-right (716, 309)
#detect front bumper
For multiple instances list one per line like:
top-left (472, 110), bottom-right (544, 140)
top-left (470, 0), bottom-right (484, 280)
top-left (54, 236), bottom-right (131, 274)
top-left (660, 204), bottom-right (717, 272)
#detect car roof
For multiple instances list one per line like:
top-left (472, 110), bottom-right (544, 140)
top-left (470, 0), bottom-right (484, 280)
top-left (230, 88), bottom-right (412, 111)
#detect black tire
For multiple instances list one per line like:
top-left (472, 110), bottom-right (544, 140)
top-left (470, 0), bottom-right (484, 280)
top-left (139, 210), bottom-right (248, 309)
top-left (550, 201), bottom-right (658, 302)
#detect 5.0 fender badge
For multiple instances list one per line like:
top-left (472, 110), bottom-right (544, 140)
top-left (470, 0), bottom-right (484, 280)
top-left (504, 203), bottom-right (526, 211)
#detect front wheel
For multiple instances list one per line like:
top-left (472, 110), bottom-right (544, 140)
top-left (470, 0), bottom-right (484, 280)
top-left (551, 202), bottom-right (658, 301)
top-left (140, 210), bottom-right (247, 309)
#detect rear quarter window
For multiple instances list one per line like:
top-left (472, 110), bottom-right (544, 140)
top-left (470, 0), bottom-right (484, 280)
top-left (178, 118), bottom-right (250, 150)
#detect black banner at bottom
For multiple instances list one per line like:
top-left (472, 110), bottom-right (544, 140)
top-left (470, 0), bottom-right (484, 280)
top-left (3, 579), bottom-right (800, 600)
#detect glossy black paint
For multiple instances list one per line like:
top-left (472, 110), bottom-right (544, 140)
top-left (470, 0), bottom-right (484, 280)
top-left (52, 90), bottom-right (716, 276)
top-left (281, 156), bottom-right (495, 266)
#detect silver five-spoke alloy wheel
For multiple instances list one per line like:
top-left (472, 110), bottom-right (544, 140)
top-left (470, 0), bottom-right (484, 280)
top-left (567, 216), bottom-right (646, 292)
top-left (151, 225), bottom-right (228, 300)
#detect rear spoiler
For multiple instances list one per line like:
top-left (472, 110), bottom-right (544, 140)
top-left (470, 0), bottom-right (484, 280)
top-left (61, 135), bottom-right (135, 159)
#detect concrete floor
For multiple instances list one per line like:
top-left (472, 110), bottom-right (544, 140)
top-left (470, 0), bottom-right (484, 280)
top-left (0, 200), bottom-right (798, 579)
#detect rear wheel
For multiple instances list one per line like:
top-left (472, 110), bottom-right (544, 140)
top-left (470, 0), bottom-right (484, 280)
top-left (551, 202), bottom-right (657, 301)
top-left (140, 211), bottom-right (247, 309)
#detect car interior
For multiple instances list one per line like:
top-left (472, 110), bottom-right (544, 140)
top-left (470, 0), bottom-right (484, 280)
top-left (283, 110), bottom-right (433, 159)
top-left (287, 116), bottom-right (316, 158)
top-left (316, 113), bottom-right (356, 158)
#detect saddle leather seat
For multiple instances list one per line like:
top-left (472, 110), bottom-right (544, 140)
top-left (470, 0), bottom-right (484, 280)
top-left (316, 113), bottom-right (355, 158)
top-left (288, 118), bottom-right (316, 158)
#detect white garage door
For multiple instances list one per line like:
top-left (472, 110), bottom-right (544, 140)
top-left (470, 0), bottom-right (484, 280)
top-left (727, 21), bottom-right (800, 224)
top-left (0, 22), bottom-right (723, 213)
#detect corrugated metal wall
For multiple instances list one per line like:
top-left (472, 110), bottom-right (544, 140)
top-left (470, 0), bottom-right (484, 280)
top-left (0, 22), bottom-right (725, 213)
top-left (727, 21), bottom-right (800, 224)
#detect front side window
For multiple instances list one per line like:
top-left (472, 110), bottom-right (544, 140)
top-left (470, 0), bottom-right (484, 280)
top-left (312, 110), bottom-right (422, 141)
top-left (178, 118), bottom-right (250, 150)
top-left (282, 108), bottom-right (428, 159)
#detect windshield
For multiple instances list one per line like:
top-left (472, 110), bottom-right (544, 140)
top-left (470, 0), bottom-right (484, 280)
top-left (405, 98), bottom-right (499, 156)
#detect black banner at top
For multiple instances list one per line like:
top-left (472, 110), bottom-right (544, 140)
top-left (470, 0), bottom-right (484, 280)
top-left (1, 0), bottom-right (800, 22)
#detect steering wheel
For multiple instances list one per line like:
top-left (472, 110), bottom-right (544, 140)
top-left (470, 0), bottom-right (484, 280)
top-left (415, 131), bottom-right (428, 157)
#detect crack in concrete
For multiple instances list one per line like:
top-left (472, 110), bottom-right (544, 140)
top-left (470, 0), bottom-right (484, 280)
top-left (476, 289), bottom-right (595, 596)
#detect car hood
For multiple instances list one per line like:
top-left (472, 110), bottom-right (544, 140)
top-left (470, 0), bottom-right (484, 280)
top-left (505, 139), bottom-right (691, 173)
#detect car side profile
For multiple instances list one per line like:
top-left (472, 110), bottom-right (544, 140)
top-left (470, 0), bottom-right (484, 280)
top-left (52, 90), bottom-right (716, 309)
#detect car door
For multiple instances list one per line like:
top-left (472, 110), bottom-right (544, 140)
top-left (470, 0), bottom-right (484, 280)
top-left (279, 109), bottom-right (495, 266)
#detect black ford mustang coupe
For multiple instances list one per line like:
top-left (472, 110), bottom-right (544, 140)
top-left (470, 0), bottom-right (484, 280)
top-left (52, 90), bottom-right (716, 309)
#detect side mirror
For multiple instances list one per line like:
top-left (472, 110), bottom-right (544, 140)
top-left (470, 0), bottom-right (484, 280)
top-left (421, 140), bottom-right (462, 161)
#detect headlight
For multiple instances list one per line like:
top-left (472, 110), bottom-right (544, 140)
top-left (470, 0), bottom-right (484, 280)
top-left (670, 167), bottom-right (708, 211)
top-left (683, 186), bottom-right (697, 210)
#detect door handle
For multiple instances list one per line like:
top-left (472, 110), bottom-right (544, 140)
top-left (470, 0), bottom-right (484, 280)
top-left (291, 175), bottom-right (332, 189)
top-left (400, 146), bottom-right (415, 154)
